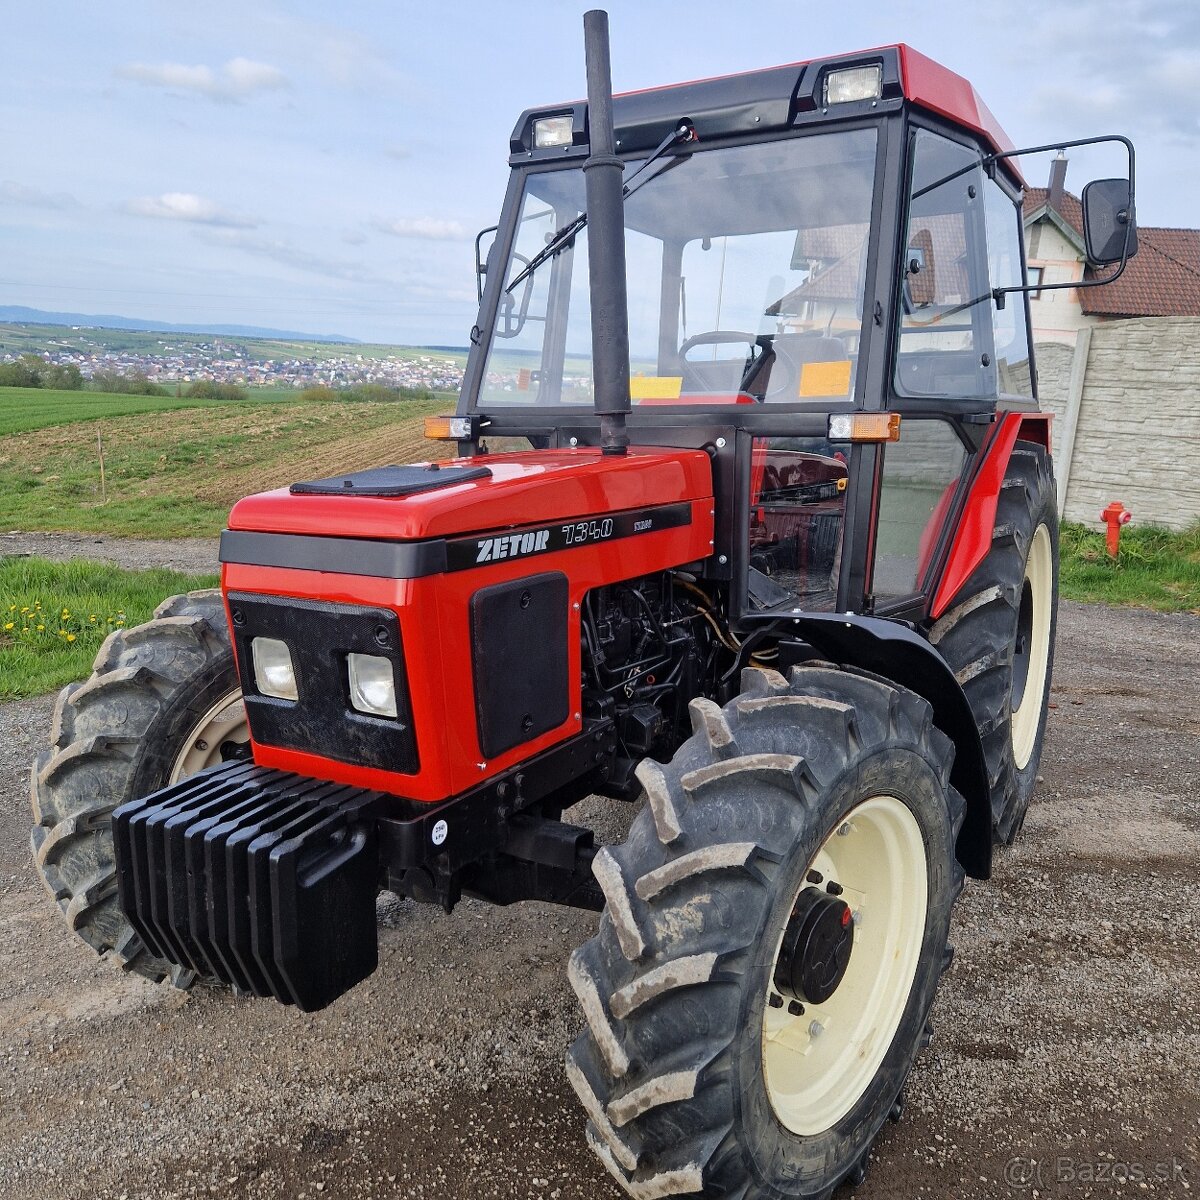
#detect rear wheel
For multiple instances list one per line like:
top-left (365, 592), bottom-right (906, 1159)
top-left (930, 441), bottom-right (1058, 843)
top-left (29, 590), bottom-right (246, 985)
top-left (566, 665), bottom-right (964, 1200)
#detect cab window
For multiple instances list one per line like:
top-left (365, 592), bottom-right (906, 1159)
top-left (894, 131), bottom-right (991, 399)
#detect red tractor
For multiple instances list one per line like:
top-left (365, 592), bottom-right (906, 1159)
top-left (31, 13), bottom-right (1137, 1198)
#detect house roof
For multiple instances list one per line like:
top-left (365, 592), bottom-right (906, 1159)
top-left (1023, 187), bottom-right (1200, 317)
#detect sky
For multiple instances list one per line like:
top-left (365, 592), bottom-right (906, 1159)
top-left (2, 0), bottom-right (1197, 346)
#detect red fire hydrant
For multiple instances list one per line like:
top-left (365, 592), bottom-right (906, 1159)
top-left (1100, 501), bottom-right (1132, 558)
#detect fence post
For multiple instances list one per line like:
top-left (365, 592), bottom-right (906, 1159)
top-left (1056, 325), bottom-right (1091, 516)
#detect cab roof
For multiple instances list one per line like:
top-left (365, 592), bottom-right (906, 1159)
top-left (510, 43), bottom-right (1020, 181)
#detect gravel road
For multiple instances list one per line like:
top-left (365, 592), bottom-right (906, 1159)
top-left (0, 592), bottom-right (1197, 1199)
top-left (0, 531), bottom-right (220, 575)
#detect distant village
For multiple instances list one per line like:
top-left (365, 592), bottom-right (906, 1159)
top-left (2, 332), bottom-right (466, 394)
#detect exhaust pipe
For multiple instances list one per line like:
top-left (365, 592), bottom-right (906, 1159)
top-left (582, 9), bottom-right (631, 456)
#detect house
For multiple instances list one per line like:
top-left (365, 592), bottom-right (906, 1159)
top-left (1023, 155), bottom-right (1200, 344)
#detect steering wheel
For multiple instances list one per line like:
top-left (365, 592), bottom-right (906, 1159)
top-left (680, 330), bottom-right (762, 359)
top-left (679, 331), bottom-right (769, 395)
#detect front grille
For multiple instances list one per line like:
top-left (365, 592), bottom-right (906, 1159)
top-left (228, 591), bottom-right (418, 775)
top-left (112, 762), bottom-right (382, 1011)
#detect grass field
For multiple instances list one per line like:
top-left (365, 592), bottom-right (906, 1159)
top-left (0, 557), bottom-right (219, 700)
top-left (1059, 520), bottom-right (1200, 613)
top-left (0, 391), bottom-right (449, 537)
top-left (0, 385), bottom-right (312, 438)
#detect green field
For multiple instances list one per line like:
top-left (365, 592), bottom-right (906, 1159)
top-left (0, 557), bottom-right (219, 700)
top-left (0, 386), bottom-right (309, 438)
top-left (0, 390), bottom-right (448, 537)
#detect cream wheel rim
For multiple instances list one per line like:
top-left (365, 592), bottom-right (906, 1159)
top-left (169, 690), bottom-right (249, 784)
top-left (762, 795), bottom-right (928, 1137)
top-left (1011, 523), bottom-right (1053, 771)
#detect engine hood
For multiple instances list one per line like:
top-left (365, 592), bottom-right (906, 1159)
top-left (227, 447), bottom-right (714, 541)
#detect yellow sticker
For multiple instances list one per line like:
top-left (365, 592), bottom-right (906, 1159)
top-left (630, 375), bottom-right (683, 400)
top-left (798, 360), bottom-right (852, 398)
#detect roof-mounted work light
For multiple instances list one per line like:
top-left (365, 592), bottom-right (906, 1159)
top-left (534, 115), bottom-right (575, 148)
top-left (824, 64), bottom-right (882, 105)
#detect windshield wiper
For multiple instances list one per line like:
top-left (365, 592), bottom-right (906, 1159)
top-left (506, 121), bottom-right (696, 293)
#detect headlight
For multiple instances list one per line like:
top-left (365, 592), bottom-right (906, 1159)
top-left (251, 637), bottom-right (298, 701)
top-left (347, 653), bottom-right (398, 719)
top-left (824, 65), bottom-right (882, 106)
top-left (534, 114), bottom-right (574, 149)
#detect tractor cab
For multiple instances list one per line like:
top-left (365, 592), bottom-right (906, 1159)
top-left (455, 44), bottom-right (1133, 624)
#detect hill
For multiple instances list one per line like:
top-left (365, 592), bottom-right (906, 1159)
top-left (0, 305), bottom-right (357, 344)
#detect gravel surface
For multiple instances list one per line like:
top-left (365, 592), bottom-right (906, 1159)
top-left (0, 599), bottom-right (1197, 1198)
top-left (0, 531), bottom-right (220, 575)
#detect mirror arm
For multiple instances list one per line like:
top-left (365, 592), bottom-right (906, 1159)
top-left (475, 224), bottom-right (499, 303)
top-left (984, 132), bottom-right (1136, 177)
top-left (991, 250), bottom-right (1133, 310)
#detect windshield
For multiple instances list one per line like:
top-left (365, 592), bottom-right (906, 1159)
top-left (478, 127), bottom-right (879, 408)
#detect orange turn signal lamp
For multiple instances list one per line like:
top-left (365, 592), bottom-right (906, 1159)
top-left (424, 415), bottom-right (477, 441)
top-left (828, 412), bottom-right (901, 443)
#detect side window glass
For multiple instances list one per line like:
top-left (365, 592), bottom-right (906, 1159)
top-left (747, 436), bottom-right (851, 612)
top-left (895, 132), bottom-right (991, 399)
top-left (873, 421), bottom-right (969, 600)
top-left (984, 179), bottom-right (1034, 397)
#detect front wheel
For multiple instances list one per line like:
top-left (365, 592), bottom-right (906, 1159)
top-left (566, 665), bottom-right (964, 1199)
top-left (29, 590), bottom-right (247, 985)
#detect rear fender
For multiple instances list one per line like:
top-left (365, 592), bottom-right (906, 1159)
top-left (931, 412), bottom-right (1052, 619)
top-left (778, 611), bottom-right (992, 879)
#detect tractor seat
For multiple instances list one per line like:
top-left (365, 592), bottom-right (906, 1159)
top-left (763, 333), bottom-right (850, 403)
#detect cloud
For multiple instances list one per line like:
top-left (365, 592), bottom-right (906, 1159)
top-left (373, 216), bottom-right (469, 241)
top-left (255, 14), bottom-right (400, 89)
top-left (202, 229), bottom-right (382, 284)
top-left (127, 192), bottom-right (258, 228)
top-left (0, 180), bottom-right (79, 210)
top-left (116, 57), bottom-right (288, 102)
top-left (1002, 0), bottom-right (1200, 145)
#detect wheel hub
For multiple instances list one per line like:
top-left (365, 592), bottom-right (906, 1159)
top-left (773, 886), bottom-right (854, 1005)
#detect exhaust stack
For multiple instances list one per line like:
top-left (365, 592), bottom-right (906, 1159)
top-left (582, 9), bottom-right (631, 456)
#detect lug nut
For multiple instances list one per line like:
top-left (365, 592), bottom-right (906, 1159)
top-left (768, 993), bottom-right (784, 1010)
top-left (826, 881), bottom-right (844, 896)
top-left (809, 1020), bottom-right (824, 1038)
top-left (788, 1000), bottom-right (804, 1017)
top-left (806, 869), bottom-right (823, 885)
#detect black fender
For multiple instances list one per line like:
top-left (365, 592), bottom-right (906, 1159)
top-left (772, 612), bottom-right (992, 880)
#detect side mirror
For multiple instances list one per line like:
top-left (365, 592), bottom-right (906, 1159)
top-left (905, 229), bottom-right (937, 308)
top-left (1082, 179), bottom-right (1138, 266)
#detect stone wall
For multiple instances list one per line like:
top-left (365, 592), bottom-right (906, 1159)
top-left (1034, 317), bottom-right (1200, 530)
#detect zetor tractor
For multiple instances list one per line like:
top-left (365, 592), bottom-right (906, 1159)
top-left (31, 13), bottom-right (1137, 1199)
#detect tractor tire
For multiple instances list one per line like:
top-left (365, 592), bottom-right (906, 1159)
top-left (566, 664), bottom-right (965, 1200)
top-left (29, 589), bottom-right (247, 986)
top-left (929, 441), bottom-right (1058, 844)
